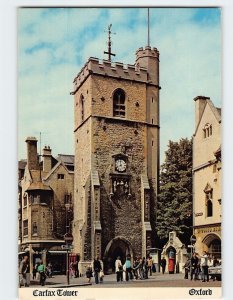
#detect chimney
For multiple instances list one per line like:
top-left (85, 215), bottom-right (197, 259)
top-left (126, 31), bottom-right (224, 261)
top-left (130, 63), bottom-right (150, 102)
top-left (42, 145), bottom-right (52, 172)
top-left (194, 96), bottom-right (209, 128)
top-left (25, 137), bottom-right (39, 170)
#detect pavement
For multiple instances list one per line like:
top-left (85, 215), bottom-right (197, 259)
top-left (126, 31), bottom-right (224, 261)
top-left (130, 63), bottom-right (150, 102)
top-left (26, 272), bottom-right (221, 288)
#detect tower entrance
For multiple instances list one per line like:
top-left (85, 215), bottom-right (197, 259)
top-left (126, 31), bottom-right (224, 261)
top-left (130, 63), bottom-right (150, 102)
top-left (103, 237), bottom-right (133, 274)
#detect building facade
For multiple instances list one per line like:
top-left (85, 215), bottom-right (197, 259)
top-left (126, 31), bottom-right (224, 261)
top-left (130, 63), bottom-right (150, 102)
top-left (193, 96), bottom-right (221, 258)
top-left (19, 137), bottom-right (74, 272)
top-left (72, 46), bottom-right (160, 273)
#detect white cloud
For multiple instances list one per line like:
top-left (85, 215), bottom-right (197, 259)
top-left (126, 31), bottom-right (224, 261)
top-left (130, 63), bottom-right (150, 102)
top-left (18, 8), bottom-right (221, 163)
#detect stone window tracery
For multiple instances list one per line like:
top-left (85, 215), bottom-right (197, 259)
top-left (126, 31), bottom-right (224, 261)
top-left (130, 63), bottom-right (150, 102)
top-left (113, 88), bottom-right (125, 117)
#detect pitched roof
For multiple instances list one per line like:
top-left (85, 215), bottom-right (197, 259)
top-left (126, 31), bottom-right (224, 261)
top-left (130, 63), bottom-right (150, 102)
top-left (26, 182), bottom-right (52, 191)
top-left (57, 154), bottom-right (74, 165)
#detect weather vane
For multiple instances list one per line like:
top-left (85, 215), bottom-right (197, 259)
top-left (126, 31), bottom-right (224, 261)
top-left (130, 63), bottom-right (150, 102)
top-left (104, 24), bottom-right (116, 61)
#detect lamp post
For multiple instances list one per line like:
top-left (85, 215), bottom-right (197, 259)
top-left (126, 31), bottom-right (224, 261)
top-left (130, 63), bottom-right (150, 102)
top-left (65, 202), bottom-right (73, 286)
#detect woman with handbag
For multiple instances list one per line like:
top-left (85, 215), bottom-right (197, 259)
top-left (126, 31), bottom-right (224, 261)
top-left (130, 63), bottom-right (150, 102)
top-left (115, 256), bottom-right (123, 282)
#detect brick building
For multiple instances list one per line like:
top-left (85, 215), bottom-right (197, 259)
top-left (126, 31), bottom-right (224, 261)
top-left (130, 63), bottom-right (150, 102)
top-left (71, 45), bottom-right (160, 273)
top-left (19, 137), bottom-right (74, 272)
top-left (193, 96), bottom-right (221, 258)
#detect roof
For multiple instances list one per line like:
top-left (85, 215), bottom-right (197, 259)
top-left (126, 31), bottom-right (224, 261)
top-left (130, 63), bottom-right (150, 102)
top-left (26, 182), bottom-right (52, 191)
top-left (57, 154), bottom-right (74, 165)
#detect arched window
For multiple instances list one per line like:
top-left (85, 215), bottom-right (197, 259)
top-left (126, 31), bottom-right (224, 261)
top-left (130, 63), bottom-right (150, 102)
top-left (80, 95), bottom-right (84, 121)
top-left (203, 123), bottom-right (212, 138)
top-left (207, 200), bottom-right (213, 217)
top-left (113, 88), bottom-right (125, 117)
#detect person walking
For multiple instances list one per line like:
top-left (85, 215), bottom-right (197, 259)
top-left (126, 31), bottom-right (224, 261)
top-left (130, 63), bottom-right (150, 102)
top-left (132, 257), bottom-right (140, 279)
top-left (124, 255), bottom-right (133, 281)
top-left (37, 261), bottom-right (46, 286)
top-left (200, 251), bottom-right (209, 282)
top-left (183, 258), bottom-right (191, 279)
top-left (115, 256), bottom-right (123, 282)
top-left (32, 263), bottom-right (38, 280)
top-left (93, 257), bottom-right (102, 284)
top-left (147, 256), bottom-right (153, 276)
top-left (86, 265), bottom-right (92, 283)
top-left (74, 260), bottom-right (79, 278)
top-left (160, 257), bottom-right (167, 274)
top-left (190, 252), bottom-right (198, 280)
top-left (19, 256), bottom-right (30, 287)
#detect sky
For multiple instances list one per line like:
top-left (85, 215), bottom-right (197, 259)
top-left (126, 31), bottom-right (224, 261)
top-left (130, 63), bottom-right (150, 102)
top-left (18, 7), bottom-right (221, 162)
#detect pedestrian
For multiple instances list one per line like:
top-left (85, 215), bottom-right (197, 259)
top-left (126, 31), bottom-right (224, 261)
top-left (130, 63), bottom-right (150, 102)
top-left (124, 255), bottom-right (133, 281)
top-left (160, 257), bottom-right (167, 274)
top-left (19, 256), bottom-right (30, 287)
top-left (46, 262), bottom-right (53, 278)
top-left (183, 258), bottom-right (190, 279)
top-left (86, 265), bottom-right (92, 283)
top-left (74, 260), bottom-right (79, 278)
top-left (132, 257), bottom-right (140, 279)
top-left (190, 252), bottom-right (198, 280)
top-left (69, 261), bottom-right (75, 278)
top-left (115, 256), bottom-right (123, 282)
top-left (147, 256), bottom-right (153, 276)
top-left (200, 251), bottom-right (209, 282)
top-left (37, 261), bottom-right (46, 286)
top-left (32, 263), bottom-right (38, 280)
top-left (93, 257), bottom-right (102, 284)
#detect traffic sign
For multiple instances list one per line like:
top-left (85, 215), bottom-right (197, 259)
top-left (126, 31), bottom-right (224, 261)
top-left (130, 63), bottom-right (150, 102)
top-left (61, 244), bottom-right (73, 250)
top-left (190, 235), bottom-right (197, 244)
top-left (64, 233), bottom-right (74, 244)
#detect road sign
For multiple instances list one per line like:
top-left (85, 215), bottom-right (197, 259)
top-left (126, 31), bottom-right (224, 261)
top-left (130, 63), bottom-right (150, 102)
top-left (64, 233), bottom-right (73, 244)
top-left (190, 235), bottom-right (197, 244)
top-left (61, 244), bottom-right (73, 250)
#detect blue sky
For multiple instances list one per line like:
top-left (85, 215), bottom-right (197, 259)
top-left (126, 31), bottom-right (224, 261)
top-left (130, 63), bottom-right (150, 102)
top-left (18, 7), bottom-right (221, 162)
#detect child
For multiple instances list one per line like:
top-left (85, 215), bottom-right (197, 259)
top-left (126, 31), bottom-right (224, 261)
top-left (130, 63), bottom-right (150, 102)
top-left (86, 266), bottom-right (92, 283)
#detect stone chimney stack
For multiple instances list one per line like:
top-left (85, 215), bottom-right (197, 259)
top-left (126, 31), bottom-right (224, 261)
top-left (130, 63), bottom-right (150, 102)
top-left (42, 146), bottom-right (52, 172)
top-left (194, 96), bottom-right (209, 127)
top-left (25, 137), bottom-right (39, 170)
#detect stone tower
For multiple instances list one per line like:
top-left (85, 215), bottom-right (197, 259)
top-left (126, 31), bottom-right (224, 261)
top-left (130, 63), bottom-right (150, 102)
top-left (72, 45), bottom-right (160, 273)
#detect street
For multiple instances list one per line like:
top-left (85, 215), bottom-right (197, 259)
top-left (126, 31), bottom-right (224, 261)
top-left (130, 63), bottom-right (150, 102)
top-left (27, 272), bottom-right (221, 288)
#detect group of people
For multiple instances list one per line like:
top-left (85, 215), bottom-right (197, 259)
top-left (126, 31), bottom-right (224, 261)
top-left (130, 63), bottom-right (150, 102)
top-left (19, 256), bottom-right (48, 287)
top-left (183, 251), bottom-right (221, 282)
top-left (115, 255), bottom-right (156, 282)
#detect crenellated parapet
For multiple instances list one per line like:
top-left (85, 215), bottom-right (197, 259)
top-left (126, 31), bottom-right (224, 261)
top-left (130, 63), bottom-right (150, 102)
top-left (71, 57), bottom-right (148, 94)
top-left (136, 46), bottom-right (160, 60)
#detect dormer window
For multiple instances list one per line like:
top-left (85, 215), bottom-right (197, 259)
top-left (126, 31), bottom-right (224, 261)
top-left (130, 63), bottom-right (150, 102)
top-left (203, 123), bottom-right (212, 138)
top-left (113, 88), bottom-right (125, 117)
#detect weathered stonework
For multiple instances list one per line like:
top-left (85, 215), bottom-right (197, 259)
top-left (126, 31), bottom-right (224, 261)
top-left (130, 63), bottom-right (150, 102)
top-left (193, 96), bottom-right (221, 257)
top-left (72, 46), bottom-right (160, 273)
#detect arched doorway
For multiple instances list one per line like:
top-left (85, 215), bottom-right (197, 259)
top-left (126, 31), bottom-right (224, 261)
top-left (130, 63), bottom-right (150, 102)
top-left (103, 236), bottom-right (133, 274)
top-left (202, 234), bottom-right (221, 259)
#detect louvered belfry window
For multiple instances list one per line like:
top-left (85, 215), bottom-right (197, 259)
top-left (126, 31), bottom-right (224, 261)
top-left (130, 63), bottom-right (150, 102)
top-left (113, 88), bottom-right (125, 117)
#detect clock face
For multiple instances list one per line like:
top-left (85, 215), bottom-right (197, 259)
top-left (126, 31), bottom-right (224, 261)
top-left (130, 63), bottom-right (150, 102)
top-left (115, 159), bottom-right (126, 172)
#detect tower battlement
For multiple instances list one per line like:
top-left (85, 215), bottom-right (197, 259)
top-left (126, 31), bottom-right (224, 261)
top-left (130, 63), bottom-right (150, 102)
top-left (136, 46), bottom-right (160, 60)
top-left (72, 57), bottom-right (148, 94)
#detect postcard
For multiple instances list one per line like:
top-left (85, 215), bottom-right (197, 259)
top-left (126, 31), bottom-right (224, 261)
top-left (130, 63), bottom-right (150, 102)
top-left (17, 7), bottom-right (221, 300)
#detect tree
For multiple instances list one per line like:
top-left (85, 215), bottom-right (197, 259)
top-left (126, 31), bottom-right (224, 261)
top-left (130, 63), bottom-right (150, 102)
top-left (157, 138), bottom-right (192, 246)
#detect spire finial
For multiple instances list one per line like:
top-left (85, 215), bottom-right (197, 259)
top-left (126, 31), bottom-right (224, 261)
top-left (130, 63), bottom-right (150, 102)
top-left (104, 24), bottom-right (116, 61)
